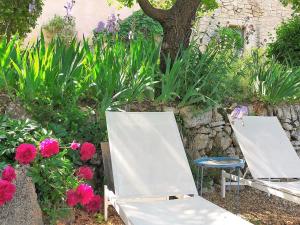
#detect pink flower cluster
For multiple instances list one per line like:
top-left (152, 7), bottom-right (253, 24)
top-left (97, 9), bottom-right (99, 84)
top-left (66, 184), bottom-right (103, 213)
top-left (0, 165), bottom-right (16, 206)
top-left (3, 138), bottom-right (98, 208)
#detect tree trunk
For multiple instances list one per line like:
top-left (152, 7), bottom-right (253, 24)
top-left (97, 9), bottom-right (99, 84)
top-left (137, 0), bottom-right (201, 72)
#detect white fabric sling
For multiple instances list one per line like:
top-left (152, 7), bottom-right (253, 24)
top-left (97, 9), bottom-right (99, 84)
top-left (227, 116), bottom-right (300, 203)
top-left (105, 112), bottom-right (252, 225)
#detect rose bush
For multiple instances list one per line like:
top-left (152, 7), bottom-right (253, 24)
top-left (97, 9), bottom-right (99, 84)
top-left (0, 138), bottom-right (102, 224)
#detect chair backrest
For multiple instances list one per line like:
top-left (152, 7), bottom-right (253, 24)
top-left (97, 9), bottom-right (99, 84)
top-left (106, 112), bottom-right (198, 199)
top-left (230, 116), bottom-right (300, 179)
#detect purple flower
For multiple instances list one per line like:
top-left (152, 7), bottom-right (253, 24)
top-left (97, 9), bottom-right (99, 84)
top-left (29, 0), bottom-right (36, 13)
top-left (230, 106), bottom-right (248, 120)
top-left (106, 14), bottom-right (119, 33)
top-left (94, 21), bottom-right (106, 33)
top-left (64, 0), bottom-right (75, 18)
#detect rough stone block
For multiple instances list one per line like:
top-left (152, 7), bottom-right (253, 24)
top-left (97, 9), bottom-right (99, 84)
top-left (0, 167), bottom-right (44, 225)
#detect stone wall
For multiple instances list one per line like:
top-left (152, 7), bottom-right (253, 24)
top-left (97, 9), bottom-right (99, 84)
top-left (177, 104), bottom-right (300, 160)
top-left (194, 0), bottom-right (292, 51)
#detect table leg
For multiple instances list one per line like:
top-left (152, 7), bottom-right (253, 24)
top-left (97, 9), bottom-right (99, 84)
top-left (229, 170), bottom-right (232, 192)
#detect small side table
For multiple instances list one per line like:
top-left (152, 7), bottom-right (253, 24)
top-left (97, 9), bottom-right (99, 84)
top-left (194, 157), bottom-right (245, 213)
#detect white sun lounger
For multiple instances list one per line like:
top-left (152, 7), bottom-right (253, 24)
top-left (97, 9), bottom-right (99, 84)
top-left (105, 112), bottom-right (252, 225)
top-left (222, 116), bottom-right (300, 204)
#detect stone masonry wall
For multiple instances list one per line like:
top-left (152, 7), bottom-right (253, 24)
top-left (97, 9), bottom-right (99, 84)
top-left (194, 0), bottom-right (292, 51)
top-left (178, 104), bottom-right (300, 161)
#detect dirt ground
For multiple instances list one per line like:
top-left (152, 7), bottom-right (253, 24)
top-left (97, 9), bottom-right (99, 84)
top-left (68, 187), bottom-right (300, 225)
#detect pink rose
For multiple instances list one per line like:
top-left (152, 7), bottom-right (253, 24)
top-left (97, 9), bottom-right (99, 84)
top-left (40, 139), bottom-right (60, 158)
top-left (0, 179), bottom-right (16, 206)
top-left (80, 142), bottom-right (96, 161)
top-left (75, 184), bottom-right (94, 205)
top-left (2, 165), bottom-right (16, 182)
top-left (70, 141), bottom-right (80, 150)
top-left (66, 189), bottom-right (79, 207)
top-left (76, 166), bottom-right (94, 180)
top-left (84, 195), bottom-right (103, 213)
top-left (15, 144), bottom-right (37, 165)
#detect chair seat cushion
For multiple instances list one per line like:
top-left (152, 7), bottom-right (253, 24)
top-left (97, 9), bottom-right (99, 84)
top-left (117, 196), bottom-right (252, 225)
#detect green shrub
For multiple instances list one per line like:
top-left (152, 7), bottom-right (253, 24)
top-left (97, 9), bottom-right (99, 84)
top-left (118, 10), bottom-right (163, 40)
top-left (247, 51), bottom-right (300, 104)
top-left (0, 115), bottom-right (53, 163)
top-left (0, 115), bottom-right (80, 223)
top-left (1, 35), bottom-right (160, 146)
top-left (83, 36), bottom-right (160, 118)
top-left (268, 16), bottom-right (300, 66)
top-left (209, 27), bottom-right (244, 52)
top-left (28, 149), bottom-right (79, 224)
top-left (42, 15), bottom-right (77, 44)
top-left (0, 0), bottom-right (43, 40)
top-left (12, 35), bottom-right (84, 107)
top-left (157, 42), bottom-right (241, 108)
top-left (0, 37), bottom-right (18, 96)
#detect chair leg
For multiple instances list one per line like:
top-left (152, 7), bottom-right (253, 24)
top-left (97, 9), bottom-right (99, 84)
top-left (104, 185), bottom-right (109, 221)
top-left (221, 170), bottom-right (226, 198)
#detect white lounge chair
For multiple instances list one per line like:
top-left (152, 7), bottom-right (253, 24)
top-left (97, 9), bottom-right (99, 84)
top-left (222, 116), bottom-right (300, 204)
top-left (104, 112), bottom-right (252, 225)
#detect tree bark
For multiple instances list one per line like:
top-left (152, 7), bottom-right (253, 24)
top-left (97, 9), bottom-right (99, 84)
top-left (137, 0), bottom-right (201, 72)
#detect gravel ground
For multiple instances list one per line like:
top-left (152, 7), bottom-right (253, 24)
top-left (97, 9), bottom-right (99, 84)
top-left (67, 187), bottom-right (300, 225)
top-left (204, 187), bottom-right (300, 225)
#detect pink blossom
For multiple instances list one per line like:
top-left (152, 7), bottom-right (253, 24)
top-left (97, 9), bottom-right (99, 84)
top-left (2, 165), bottom-right (16, 182)
top-left (80, 142), bottom-right (96, 161)
top-left (0, 179), bottom-right (16, 206)
top-left (84, 195), bottom-right (103, 213)
top-left (66, 189), bottom-right (79, 207)
top-left (70, 141), bottom-right (80, 150)
top-left (75, 184), bottom-right (94, 205)
top-left (40, 139), bottom-right (60, 158)
top-left (15, 144), bottom-right (37, 165)
top-left (76, 166), bottom-right (94, 180)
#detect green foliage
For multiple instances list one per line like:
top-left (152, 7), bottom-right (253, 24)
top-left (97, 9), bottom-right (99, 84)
top-left (0, 0), bottom-right (43, 40)
top-left (209, 27), bottom-right (244, 52)
top-left (247, 51), bottom-right (300, 104)
top-left (42, 15), bottom-right (77, 44)
top-left (0, 115), bottom-right (52, 163)
top-left (1, 33), bottom-right (300, 147)
top-left (0, 37), bottom-right (18, 96)
top-left (267, 16), bottom-right (300, 66)
top-left (0, 35), bottom-right (159, 141)
top-left (118, 10), bottom-right (163, 39)
top-left (157, 43), bottom-right (240, 108)
top-left (83, 36), bottom-right (159, 118)
top-left (28, 149), bottom-right (79, 224)
top-left (280, 0), bottom-right (300, 12)
top-left (12, 35), bottom-right (84, 107)
top-left (110, 0), bottom-right (218, 11)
